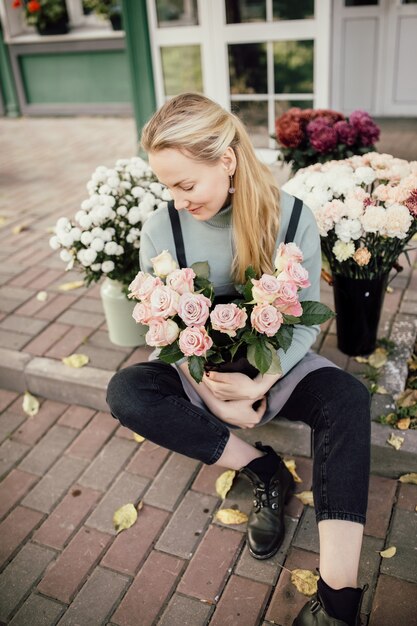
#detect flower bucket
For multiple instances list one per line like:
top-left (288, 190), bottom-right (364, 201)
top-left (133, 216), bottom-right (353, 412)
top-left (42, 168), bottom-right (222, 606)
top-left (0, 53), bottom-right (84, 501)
top-left (100, 279), bottom-right (146, 348)
top-left (333, 274), bottom-right (389, 356)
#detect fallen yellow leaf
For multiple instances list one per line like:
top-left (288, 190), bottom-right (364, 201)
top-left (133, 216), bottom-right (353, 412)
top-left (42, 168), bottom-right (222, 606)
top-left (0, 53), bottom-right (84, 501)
top-left (215, 508), bottom-right (248, 525)
top-left (375, 385), bottom-right (389, 395)
top-left (368, 347), bottom-right (388, 369)
top-left (397, 417), bottom-right (411, 430)
top-left (113, 502), bottom-right (138, 534)
top-left (291, 569), bottom-right (319, 596)
top-left (354, 356), bottom-right (369, 364)
top-left (133, 433), bottom-right (145, 443)
top-left (22, 391), bottom-right (39, 417)
top-left (379, 546), bottom-right (396, 558)
top-left (58, 280), bottom-right (85, 291)
top-left (62, 354), bottom-right (89, 368)
top-left (397, 389), bottom-right (417, 408)
top-left (284, 459), bottom-right (302, 483)
top-left (215, 470), bottom-right (236, 500)
top-left (12, 223), bottom-right (28, 235)
top-left (36, 291), bottom-right (48, 302)
top-left (387, 433), bottom-right (404, 450)
top-left (0, 216), bottom-right (7, 227)
top-left (386, 286), bottom-right (394, 294)
top-left (295, 491), bottom-right (314, 507)
top-left (398, 473), bottom-right (417, 484)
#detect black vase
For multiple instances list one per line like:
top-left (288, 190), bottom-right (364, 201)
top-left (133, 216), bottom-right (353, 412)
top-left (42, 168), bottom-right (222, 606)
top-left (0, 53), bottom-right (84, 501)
top-left (109, 13), bottom-right (123, 30)
top-left (36, 19), bottom-right (69, 35)
top-left (333, 274), bottom-right (389, 356)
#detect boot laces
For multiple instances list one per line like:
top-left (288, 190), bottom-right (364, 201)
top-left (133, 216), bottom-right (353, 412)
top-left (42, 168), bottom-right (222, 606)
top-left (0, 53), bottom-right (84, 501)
top-left (253, 479), bottom-right (280, 511)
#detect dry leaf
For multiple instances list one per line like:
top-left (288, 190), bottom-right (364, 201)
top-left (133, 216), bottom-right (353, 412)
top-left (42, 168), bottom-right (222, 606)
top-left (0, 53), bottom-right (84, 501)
top-left (113, 503), bottom-right (138, 534)
top-left (291, 569), bottom-right (319, 596)
top-left (0, 216), bottom-right (7, 227)
top-left (387, 433), bottom-right (404, 450)
top-left (397, 389), bottom-right (417, 408)
top-left (375, 385), bottom-right (388, 395)
top-left (58, 280), bottom-right (84, 291)
top-left (295, 491), bottom-right (314, 507)
top-left (368, 347), bottom-right (388, 369)
top-left (62, 354), bottom-right (89, 368)
top-left (133, 433), bottom-right (145, 443)
top-left (22, 391), bottom-right (39, 417)
top-left (397, 417), bottom-right (411, 430)
top-left (12, 223), bottom-right (28, 235)
top-left (36, 291), bottom-right (48, 302)
top-left (284, 459), bottom-right (302, 483)
top-left (379, 546), bottom-right (396, 558)
top-left (215, 508), bottom-right (248, 525)
top-left (386, 286), bottom-right (394, 294)
top-left (398, 473), bottom-right (417, 484)
top-left (215, 470), bottom-right (236, 500)
top-left (46, 226), bottom-right (55, 234)
top-left (354, 356), bottom-right (369, 364)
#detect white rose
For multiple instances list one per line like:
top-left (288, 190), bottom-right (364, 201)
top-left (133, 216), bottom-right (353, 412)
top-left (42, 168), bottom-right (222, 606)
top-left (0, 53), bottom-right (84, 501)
top-left (151, 250), bottom-right (178, 278)
top-left (102, 260), bottom-right (115, 273)
top-left (80, 231), bottom-right (93, 246)
top-left (91, 237), bottom-right (105, 252)
top-left (334, 218), bottom-right (362, 242)
top-left (49, 235), bottom-right (60, 250)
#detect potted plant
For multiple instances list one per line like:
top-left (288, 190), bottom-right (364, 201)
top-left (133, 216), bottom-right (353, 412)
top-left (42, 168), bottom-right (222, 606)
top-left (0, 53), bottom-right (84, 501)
top-left (12, 0), bottom-right (70, 36)
top-left (82, 0), bottom-right (123, 30)
top-left (50, 157), bottom-right (170, 347)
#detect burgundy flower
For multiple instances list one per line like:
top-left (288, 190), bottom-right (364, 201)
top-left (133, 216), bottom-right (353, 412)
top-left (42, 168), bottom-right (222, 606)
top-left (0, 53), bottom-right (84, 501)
top-left (404, 189), bottom-right (417, 217)
top-left (306, 119), bottom-right (338, 153)
top-left (275, 109), bottom-right (304, 148)
top-left (334, 121), bottom-right (358, 146)
top-left (349, 110), bottom-right (380, 146)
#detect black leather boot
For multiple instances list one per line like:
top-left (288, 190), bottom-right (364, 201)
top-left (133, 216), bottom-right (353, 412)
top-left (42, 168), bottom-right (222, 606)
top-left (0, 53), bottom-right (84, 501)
top-left (292, 583), bottom-right (368, 626)
top-left (240, 442), bottom-right (295, 560)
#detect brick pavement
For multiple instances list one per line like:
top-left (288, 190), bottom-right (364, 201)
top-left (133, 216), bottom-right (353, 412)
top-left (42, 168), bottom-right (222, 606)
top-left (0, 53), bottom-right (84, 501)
top-left (0, 117), bottom-right (417, 624)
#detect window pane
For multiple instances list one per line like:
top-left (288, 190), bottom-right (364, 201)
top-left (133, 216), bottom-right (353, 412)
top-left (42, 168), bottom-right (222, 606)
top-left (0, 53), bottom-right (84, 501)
top-left (160, 46), bottom-right (203, 96)
top-left (229, 43), bottom-right (267, 94)
top-left (156, 0), bottom-right (199, 27)
top-left (273, 0), bottom-right (314, 20)
top-left (274, 40), bottom-right (314, 93)
top-left (232, 100), bottom-right (269, 148)
top-left (225, 0), bottom-right (266, 23)
top-left (275, 99), bottom-right (314, 119)
top-left (344, 1), bottom-right (378, 6)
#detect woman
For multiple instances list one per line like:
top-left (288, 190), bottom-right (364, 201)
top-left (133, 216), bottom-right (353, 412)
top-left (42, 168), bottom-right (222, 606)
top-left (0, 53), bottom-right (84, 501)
top-left (107, 93), bottom-right (370, 626)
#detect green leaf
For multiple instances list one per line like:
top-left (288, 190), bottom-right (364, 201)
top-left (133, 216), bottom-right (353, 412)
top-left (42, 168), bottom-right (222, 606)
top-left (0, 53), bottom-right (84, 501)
top-left (243, 280), bottom-right (254, 303)
top-left (159, 342), bottom-right (184, 364)
top-left (299, 301), bottom-right (335, 326)
top-left (275, 325), bottom-right (294, 352)
top-left (253, 339), bottom-right (273, 375)
top-left (245, 266), bottom-right (257, 281)
top-left (247, 344), bottom-right (257, 370)
top-left (208, 352), bottom-right (224, 364)
top-left (191, 261), bottom-right (210, 279)
top-left (265, 343), bottom-right (282, 375)
top-left (229, 341), bottom-right (243, 359)
top-left (282, 314), bottom-right (301, 325)
top-left (188, 355), bottom-right (205, 383)
top-left (242, 330), bottom-right (257, 345)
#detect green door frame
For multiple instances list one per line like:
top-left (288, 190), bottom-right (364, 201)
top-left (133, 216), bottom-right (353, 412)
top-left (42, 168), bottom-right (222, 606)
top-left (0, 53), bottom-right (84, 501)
top-left (0, 25), bottom-right (20, 117)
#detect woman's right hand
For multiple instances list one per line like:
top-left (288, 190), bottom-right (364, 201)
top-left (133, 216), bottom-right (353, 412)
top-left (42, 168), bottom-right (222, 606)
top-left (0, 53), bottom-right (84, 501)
top-left (215, 397), bottom-right (267, 429)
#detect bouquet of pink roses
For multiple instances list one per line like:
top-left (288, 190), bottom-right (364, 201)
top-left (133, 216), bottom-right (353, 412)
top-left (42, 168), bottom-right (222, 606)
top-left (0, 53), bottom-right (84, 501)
top-left (128, 244), bottom-right (334, 383)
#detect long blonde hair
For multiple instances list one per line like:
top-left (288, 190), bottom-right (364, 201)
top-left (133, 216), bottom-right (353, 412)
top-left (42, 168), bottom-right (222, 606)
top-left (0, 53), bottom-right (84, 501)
top-left (141, 93), bottom-right (280, 284)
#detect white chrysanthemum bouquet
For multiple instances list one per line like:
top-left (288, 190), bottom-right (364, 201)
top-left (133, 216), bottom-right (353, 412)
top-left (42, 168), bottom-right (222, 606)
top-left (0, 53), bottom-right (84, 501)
top-left (50, 157), bottom-right (171, 289)
top-left (282, 152), bottom-right (417, 279)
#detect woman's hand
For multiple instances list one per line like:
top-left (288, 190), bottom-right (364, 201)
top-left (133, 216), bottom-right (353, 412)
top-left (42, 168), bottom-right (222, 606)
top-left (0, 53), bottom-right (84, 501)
top-left (203, 371), bottom-right (270, 402)
top-left (217, 397), bottom-right (267, 429)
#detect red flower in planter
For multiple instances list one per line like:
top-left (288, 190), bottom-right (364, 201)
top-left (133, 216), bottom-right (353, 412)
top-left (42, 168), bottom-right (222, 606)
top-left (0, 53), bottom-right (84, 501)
top-left (27, 0), bottom-right (41, 12)
top-left (12, 0), bottom-right (22, 8)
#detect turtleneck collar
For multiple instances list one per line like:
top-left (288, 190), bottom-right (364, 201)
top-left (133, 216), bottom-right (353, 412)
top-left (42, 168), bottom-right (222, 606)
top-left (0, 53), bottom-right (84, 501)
top-left (205, 203), bottom-right (233, 228)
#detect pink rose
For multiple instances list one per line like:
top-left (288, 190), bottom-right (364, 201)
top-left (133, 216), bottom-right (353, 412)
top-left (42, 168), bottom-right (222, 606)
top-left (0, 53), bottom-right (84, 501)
top-left (251, 304), bottom-right (283, 337)
top-left (128, 271), bottom-right (163, 301)
top-left (149, 286), bottom-right (180, 318)
top-left (251, 274), bottom-right (281, 304)
top-left (166, 268), bottom-right (196, 295)
top-left (179, 326), bottom-right (213, 357)
top-left (274, 242), bottom-right (303, 273)
top-left (210, 303), bottom-right (248, 337)
top-left (132, 301), bottom-right (153, 325)
top-left (278, 260), bottom-right (310, 289)
top-left (273, 281), bottom-right (303, 317)
top-left (177, 293), bottom-right (211, 326)
top-left (145, 319), bottom-right (180, 347)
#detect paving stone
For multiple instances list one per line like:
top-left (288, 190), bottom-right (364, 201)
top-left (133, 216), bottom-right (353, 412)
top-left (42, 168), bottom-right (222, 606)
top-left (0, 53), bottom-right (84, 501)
top-left (65, 411), bottom-right (118, 460)
top-left (156, 491), bottom-right (218, 559)
top-left (210, 575), bottom-right (270, 626)
top-left (0, 315), bottom-right (48, 335)
top-left (318, 333), bottom-right (350, 370)
top-left (85, 472), bottom-right (149, 534)
top-left (240, 418), bottom-right (312, 458)
top-left (380, 508), bottom-right (417, 583)
top-left (8, 592), bottom-right (65, 626)
top-left (56, 567), bottom-right (129, 626)
top-left (292, 506), bottom-right (319, 553)
top-left (0, 439), bottom-right (30, 479)
top-left (0, 329), bottom-right (33, 350)
top-left (0, 347), bottom-right (32, 392)
top-left (12, 399), bottom-right (68, 446)
top-left (0, 542), bottom-right (56, 622)
top-left (44, 326), bottom-right (92, 359)
top-left (0, 285), bottom-right (33, 305)
top-left (8, 266), bottom-right (46, 288)
top-left (57, 405), bottom-right (96, 429)
top-left (33, 484), bottom-right (102, 549)
top-left (111, 551), bottom-right (184, 626)
top-left (71, 297), bottom-right (105, 314)
top-left (396, 482), bottom-right (417, 511)
top-left (143, 452), bottom-right (200, 511)
top-left (34, 294), bottom-right (78, 321)
top-left (0, 468), bottom-right (39, 519)
top-left (357, 535), bottom-right (385, 615)
top-left (125, 440), bottom-right (170, 478)
top-left (30, 269), bottom-right (64, 290)
top-left (0, 389), bottom-right (19, 412)
top-left (368, 574), bottom-right (417, 626)
top-left (0, 506), bottom-right (44, 569)
top-left (101, 504), bottom-right (170, 575)
top-left (86, 329), bottom-right (132, 352)
top-left (78, 437), bottom-right (137, 491)
top-left (235, 516), bottom-right (298, 585)
top-left (115, 424), bottom-right (136, 439)
top-left (118, 345), bottom-right (153, 369)
top-left (177, 525), bottom-right (243, 602)
top-left (18, 425), bottom-right (78, 476)
top-left (37, 526), bottom-right (112, 603)
top-left (0, 410), bottom-right (27, 444)
top-left (191, 463), bottom-right (227, 497)
top-left (157, 592), bottom-right (212, 626)
top-left (370, 422), bottom-right (417, 477)
top-left (23, 323), bottom-right (71, 356)
top-left (57, 309), bottom-right (105, 329)
top-left (365, 474), bottom-right (398, 538)
top-left (14, 293), bottom-right (53, 318)
top-left (78, 344), bottom-right (128, 371)
top-left (21, 455), bottom-right (88, 513)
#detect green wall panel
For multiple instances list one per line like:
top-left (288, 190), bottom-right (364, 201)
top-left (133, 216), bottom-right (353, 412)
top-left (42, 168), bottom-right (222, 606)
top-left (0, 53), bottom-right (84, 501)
top-left (19, 50), bottom-right (132, 104)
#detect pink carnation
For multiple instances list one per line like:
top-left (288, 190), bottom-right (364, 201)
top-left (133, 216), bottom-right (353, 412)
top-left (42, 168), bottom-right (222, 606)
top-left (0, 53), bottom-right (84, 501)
top-left (251, 304), bottom-right (283, 337)
top-left (278, 260), bottom-right (310, 289)
top-left (251, 274), bottom-right (281, 304)
top-left (145, 319), bottom-right (180, 347)
top-left (149, 286), bottom-right (180, 318)
top-left (128, 271), bottom-right (163, 301)
top-left (179, 326), bottom-right (213, 357)
top-left (177, 293), bottom-right (211, 326)
top-left (210, 303), bottom-right (248, 337)
top-left (166, 268), bottom-right (196, 295)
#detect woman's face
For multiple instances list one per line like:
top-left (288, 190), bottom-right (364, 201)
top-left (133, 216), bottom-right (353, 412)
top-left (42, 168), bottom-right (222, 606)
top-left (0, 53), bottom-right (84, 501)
top-left (149, 147), bottom-right (236, 221)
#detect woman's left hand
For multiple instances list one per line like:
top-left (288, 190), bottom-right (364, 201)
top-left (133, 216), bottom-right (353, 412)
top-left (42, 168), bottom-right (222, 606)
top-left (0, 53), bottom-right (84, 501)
top-left (202, 371), bottom-right (266, 401)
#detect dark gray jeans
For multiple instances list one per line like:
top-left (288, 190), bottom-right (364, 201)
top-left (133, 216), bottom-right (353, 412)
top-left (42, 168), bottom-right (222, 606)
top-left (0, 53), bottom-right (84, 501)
top-left (107, 362), bottom-right (371, 525)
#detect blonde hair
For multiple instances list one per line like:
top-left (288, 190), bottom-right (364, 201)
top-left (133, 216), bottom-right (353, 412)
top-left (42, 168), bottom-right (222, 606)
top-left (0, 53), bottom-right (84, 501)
top-left (141, 93), bottom-right (280, 284)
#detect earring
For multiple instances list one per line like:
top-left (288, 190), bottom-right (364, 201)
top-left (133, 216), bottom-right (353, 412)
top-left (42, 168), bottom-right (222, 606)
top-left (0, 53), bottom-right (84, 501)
top-left (229, 174), bottom-right (235, 194)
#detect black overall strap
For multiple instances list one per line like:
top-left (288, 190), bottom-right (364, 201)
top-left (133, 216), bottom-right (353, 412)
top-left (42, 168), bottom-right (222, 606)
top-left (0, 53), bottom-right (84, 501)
top-left (285, 196), bottom-right (303, 244)
top-left (167, 200), bottom-right (187, 269)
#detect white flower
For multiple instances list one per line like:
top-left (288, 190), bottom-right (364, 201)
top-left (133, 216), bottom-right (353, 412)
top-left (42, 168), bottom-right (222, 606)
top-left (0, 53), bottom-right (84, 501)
top-left (127, 207), bottom-right (141, 225)
top-left (99, 184), bottom-right (112, 195)
top-left (77, 248), bottom-right (97, 267)
top-left (102, 260), bottom-right (115, 273)
top-left (60, 249), bottom-right (73, 263)
top-left (56, 217), bottom-right (70, 231)
top-left (81, 231), bottom-right (93, 246)
top-left (107, 176), bottom-right (120, 189)
top-left (91, 263), bottom-right (102, 271)
top-left (162, 188), bottom-right (172, 201)
top-left (361, 206), bottom-right (387, 234)
top-left (149, 182), bottom-right (163, 196)
top-left (49, 235), bottom-right (60, 250)
top-left (353, 166), bottom-right (376, 186)
top-left (58, 232), bottom-right (74, 247)
top-left (79, 214), bottom-right (93, 229)
top-left (104, 241), bottom-right (118, 255)
top-left (115, 245), bottom-right (124, 255)
top-left (117, 206), bottom-right (128, 216)
top-left (70, 227), bottom-right (81, 241)
top-left (91, 237), bottom-right (105, 252)
top-left (334, 218), bottom-right (362, 242)
top-left (120, 181), bottom-right (132, 190)
top-left (132, 186), bottom-right (145, 198)
top-left (151, 250), bottom-right (178, 277)
top-left (332, 240), bottom-right (355, 262)
top-left (103, 228), bottom-right (115, 241)
top-left (75, 210), bottom-right (86, 223)
top-left (385, 204), bottom-right (412, 239)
